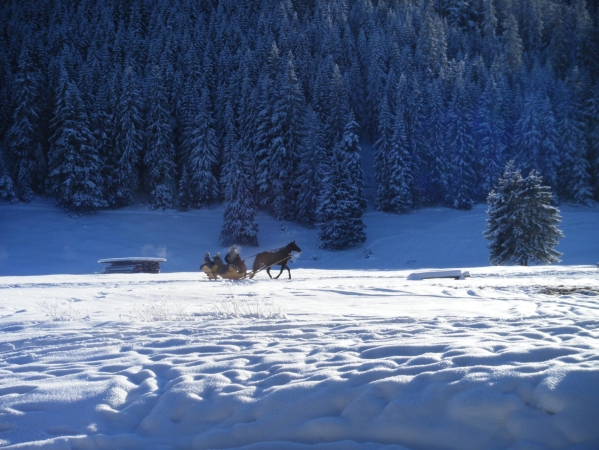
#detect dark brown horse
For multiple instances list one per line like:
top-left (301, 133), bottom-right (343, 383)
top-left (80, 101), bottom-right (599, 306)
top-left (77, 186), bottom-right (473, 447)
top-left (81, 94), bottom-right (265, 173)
top-left (250, 241), bottom-right (302, 279)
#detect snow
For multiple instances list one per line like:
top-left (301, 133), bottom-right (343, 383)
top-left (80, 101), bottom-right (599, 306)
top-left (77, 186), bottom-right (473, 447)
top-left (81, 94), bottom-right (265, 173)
top-left (1, 198), bottom-right (599, 449)
top-left (98, 258), bottom-right (167, 263)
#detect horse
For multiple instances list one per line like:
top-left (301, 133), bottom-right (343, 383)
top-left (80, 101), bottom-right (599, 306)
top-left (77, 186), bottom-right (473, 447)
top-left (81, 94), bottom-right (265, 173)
top-left (250, 241), bottom-right (302, 279)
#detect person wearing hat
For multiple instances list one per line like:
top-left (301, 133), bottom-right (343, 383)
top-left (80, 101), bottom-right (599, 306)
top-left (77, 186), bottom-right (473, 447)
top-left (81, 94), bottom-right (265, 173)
top-left (200, 252), bottom-right (214, 270)
top-left (225, 246), bottom-right (242, 272)
top-left (213, 252), bottom-right (227, 273)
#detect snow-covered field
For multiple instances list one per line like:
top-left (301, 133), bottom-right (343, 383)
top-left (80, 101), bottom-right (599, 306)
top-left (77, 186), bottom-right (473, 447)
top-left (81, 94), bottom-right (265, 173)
top-left (1, 199), bottom-right (599, 449)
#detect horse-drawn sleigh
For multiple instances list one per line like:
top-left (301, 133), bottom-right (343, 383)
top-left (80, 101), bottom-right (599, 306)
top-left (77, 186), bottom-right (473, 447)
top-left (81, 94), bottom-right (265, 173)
top-left (200, 241), bottom-right (302, 280)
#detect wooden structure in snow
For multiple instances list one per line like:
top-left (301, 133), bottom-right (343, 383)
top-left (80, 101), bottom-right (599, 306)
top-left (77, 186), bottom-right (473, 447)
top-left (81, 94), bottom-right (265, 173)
top-left (407, 270), bottom-right (470, 280)
top-left (98, 257), bottom-right (166, 274)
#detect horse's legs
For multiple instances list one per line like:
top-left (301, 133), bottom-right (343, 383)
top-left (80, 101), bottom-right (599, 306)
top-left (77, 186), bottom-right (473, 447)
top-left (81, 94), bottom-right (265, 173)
top-left (286, 264), bottom-right (291, 279)
top-left (274, 265), bottom-right (285, 279)
top-left (266, 267), bottom-right (273, 278)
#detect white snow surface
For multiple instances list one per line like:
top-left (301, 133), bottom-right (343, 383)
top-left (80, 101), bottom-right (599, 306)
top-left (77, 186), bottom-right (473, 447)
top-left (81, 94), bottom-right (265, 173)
top-left (1, 198), bottom-right (599, 449)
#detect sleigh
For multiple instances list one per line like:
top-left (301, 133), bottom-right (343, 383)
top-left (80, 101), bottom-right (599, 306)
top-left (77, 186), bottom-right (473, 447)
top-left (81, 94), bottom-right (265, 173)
top-left (201, 260), bottom-right (247, 280)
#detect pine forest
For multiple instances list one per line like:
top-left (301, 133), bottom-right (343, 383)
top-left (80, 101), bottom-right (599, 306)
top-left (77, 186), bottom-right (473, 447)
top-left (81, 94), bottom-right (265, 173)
top-left (1, 0), bottom-right (598, 247)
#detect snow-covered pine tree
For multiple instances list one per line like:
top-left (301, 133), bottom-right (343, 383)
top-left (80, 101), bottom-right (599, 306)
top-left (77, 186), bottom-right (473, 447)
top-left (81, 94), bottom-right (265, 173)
top-left (90, 77), bottom-right (116, 207)
top-left (253, 43), bottom-right (280, 208)
top-left (184, 87), bottom-right (219, 207)
top-left (220, 138), bottom-right (259, 247)
top-left (418, 77), bottom-right (447, 205)
top-left (556, 73), bottom-right (593, 205)
top-left (474, 77), bottom-right (507, 198)
top-left (6, 43), bottom-right (45, 202)
top-left (324, 62), bottom-right (351, 154)
top-left (365, 29), bottom-right (386, 137)
top-left (503, 13), bottom-right (523, 72)
top-left (513, 84), bottom-right (559, 192)
top-left (269, 52), bottom-right (305, 221)
top-left (295, 105), bottom-right (325, 226)
top-left (176, 165), bottom-right (192, 210)
top-left (481, 0), bottom-right (499, 63)
top-left (144, 64), bottom-right (176, 209)
top-left (373, 92), bottom-right (394, 211)
top-left (0, 146), bottom-right (17, 202)
top-left (387, 102), bottom-right (413, 213)
top-left (47, 74), bottom-right (107, 212)
top-left (338, 110), bottom-right (366, 212)
top-left (114, 63), bottom-right (144, 206)
top-left (484, 161), bottom-right (563, 266)
top-left (515, 169), bottom-right (564, 266)
top-left (445, 65), bottom-right (477, 210)
top-left (415, 8), bottom-right (447, 77)
top-left (584, 82), bottom-right (599, 200)
top-left (317, 114), bottom-right (366, 250)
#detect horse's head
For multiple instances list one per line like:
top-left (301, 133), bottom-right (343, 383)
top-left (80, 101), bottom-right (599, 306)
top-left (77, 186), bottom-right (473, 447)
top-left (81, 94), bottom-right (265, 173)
top-left (288, 240), bottom-right (302, 253)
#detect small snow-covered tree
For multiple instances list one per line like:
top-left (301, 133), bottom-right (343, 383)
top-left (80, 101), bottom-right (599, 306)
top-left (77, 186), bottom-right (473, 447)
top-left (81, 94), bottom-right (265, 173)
top-left (484, 161), bottom-right (563, 266)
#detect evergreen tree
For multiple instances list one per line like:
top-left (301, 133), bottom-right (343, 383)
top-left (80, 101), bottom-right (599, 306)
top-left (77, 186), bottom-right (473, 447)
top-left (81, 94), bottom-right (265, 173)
top-left (0, 146), bottom-right (17, 203)
top-left (513, 86), bottom-right (559, 191)
top-left (365, 30), bottom-right (386, 136)
top-left (584, 82), bottom-right (599, 200)
top-left (114, 64), bottom-right (144, 206)
top-left (481, 0), bottom-right (499, 63)
top-left (474, 77), bottom-right (507, 198)
top-left (47, 75), bottom-right (107, 212)
top-left (269, 52), bottom-right (305, 220)
top-left (184, 88), bottom-right (219, 207)
top-left (177, 165), bottom-right (192, 210)
top-left (503, 13), bottom-right (523, 72)
top-left (253, 43), bottom-right (280, 208)
top-left (6, 43), bottom-right (45, 202)
top-left (91, 79), bottom-right (116, 207)
top-left (144, 65), bottom-right (176, 209)
top-left (445, 67), bottom-right (477, 210)
top-left (339, 110), bottom-right (367, 212)
top-left (556, 75), bottom-right (593, 204)
top-left (220, 139), bottom-right (259, 247)
top-left (387, 103), bottom-right (414, 213)
top-left (373, 92), bottom-right (394, 211)
top-left (418, 77), bottom-right (447, 205)
top-left (484, 161), bottom-right (563, 266)
top-left (317, 114), bottom-right (366, 250)
top-left (295, 106), bottom-right (325, 226)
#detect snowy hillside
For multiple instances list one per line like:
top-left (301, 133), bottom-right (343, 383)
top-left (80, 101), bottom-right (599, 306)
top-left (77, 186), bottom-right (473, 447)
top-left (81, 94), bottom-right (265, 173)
top-left (1, 200), bottom-right (599, 449)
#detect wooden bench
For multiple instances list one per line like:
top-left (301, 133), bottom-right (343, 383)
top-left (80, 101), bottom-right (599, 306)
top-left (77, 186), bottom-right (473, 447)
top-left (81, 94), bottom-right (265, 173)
top-left (98, 257), bottom-right (166, 274)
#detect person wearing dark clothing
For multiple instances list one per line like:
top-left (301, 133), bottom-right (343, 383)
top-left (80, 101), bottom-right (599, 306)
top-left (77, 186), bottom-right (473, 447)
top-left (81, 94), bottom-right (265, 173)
top-left (213, 253), bottom-right (227, 273)
top-left (225, 246), bottom-right (242, 270)
top-left (200, 252), bottom-right (214, 270)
